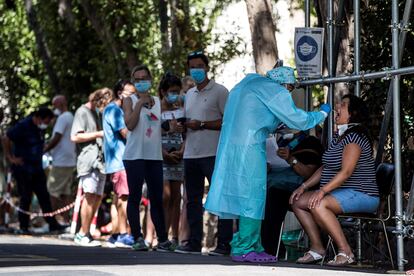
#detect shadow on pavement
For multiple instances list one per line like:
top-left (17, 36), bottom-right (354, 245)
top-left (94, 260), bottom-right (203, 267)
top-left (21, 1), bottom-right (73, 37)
top-left (0, 240), bottom-right (394, 275)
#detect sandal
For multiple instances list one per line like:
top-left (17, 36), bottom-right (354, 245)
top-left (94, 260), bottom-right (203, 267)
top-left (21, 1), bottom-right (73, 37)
top-left (100, 223), bottom-right (112, 234)
top-left (296, 250), bottom-right (324, 264)
top-left (231, 251), bottom-right (277, 263)
top-left (327, 252), bottom-right (355, 266)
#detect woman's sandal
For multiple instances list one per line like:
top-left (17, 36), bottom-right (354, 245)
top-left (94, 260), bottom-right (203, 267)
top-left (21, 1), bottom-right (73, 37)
top-left (100, 223), bottom-right (112, 234)
top-left (296, 250), bottom-right (325, 264)
top-left (326, 252), bottom-right (356, 266)
top-left (231, 251), bottom-right (277, 263)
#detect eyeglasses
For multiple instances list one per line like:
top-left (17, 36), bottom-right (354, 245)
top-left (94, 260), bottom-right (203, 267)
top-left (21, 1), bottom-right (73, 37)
top-left (123, 89), bottom-right (135, 94)
top-left (131, 76), bottom-right (151, 82)
top-left (131, 72), bottom-right (151, 82)
top-left (188, 50), bottom-right (204, 57)
top-left (284, 84), bottom-right (295, 92)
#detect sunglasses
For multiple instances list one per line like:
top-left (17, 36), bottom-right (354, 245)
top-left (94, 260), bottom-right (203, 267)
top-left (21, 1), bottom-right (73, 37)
top-left (188, 50), bottom-right (204, 57)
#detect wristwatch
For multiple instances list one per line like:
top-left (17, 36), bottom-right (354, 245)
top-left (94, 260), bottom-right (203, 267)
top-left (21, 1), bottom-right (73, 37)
top-left (200, 121), bottom-right (206, 130)
top-left (291, 158), bottom-right (298, 166)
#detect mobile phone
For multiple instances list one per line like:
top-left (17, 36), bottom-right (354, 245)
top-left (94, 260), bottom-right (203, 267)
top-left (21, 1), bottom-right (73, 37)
top-left (161, 121), bottom-right (170, 131)
top-left (277, 133), bottom-right (294, 148)
top-left (287, 132), bottom-right (306, 150)
top-left (177, 117), bottom-right (186, 124)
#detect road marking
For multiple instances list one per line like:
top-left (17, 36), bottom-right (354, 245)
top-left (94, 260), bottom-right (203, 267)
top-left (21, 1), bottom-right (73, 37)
top-left (0, 255), bottom-right (56, 262)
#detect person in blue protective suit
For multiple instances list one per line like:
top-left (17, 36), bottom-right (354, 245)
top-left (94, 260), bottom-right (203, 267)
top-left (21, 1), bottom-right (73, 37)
top-left (204, 66), bottom-right (331, 263)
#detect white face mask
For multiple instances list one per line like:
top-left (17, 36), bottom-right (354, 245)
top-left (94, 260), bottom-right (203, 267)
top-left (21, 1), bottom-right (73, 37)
top-left (38, 123), bottom-right (48, 130)
top-left (337, 123), bottom-right (360, 136)
top-left (53, 108), bottom-right (62, 116)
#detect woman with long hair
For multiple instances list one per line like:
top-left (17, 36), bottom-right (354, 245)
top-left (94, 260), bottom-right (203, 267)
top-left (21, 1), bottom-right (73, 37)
top-left (291, 94), bottom-right (379, 266)
top-left (122, 65), bottom-right (171, 251)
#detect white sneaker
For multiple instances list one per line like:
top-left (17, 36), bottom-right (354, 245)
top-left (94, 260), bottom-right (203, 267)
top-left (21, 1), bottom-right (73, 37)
top-left (74, 233), bottom-right (101, 247)
top-left (30, 224), bottom-right (49, 234)
top-left (106, 234), bottom-right (117, 248)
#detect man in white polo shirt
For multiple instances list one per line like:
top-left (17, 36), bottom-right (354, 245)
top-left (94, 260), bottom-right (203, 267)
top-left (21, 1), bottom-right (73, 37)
top-left (175, 51), bottom-right (233, 255)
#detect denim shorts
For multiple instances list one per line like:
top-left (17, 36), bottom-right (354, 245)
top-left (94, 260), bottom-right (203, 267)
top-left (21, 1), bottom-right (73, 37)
top-left (329, 188), bottom-right (380, 214)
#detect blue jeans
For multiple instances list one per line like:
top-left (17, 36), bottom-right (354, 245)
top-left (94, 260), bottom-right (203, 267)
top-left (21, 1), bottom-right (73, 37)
top-left (330, 188), bottom-right (380, 213)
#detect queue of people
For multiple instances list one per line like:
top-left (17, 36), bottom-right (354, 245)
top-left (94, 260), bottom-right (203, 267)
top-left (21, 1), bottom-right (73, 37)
top-left (1, 51), bottom-right (380, 267)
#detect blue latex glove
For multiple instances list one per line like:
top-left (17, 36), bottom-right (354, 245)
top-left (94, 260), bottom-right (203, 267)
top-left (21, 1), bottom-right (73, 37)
top-left (320, 104), bottom-right (331, 117)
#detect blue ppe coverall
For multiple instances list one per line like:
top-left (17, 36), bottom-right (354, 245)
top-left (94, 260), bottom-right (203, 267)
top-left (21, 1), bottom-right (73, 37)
top-left (205, 73), bottom-right (326, 220)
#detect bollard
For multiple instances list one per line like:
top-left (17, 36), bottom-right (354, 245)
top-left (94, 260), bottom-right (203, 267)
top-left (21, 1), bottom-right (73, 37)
top-left (70, 181), bottom-right (83, 234)
top-left (89, 209), bottom-right (99, 235)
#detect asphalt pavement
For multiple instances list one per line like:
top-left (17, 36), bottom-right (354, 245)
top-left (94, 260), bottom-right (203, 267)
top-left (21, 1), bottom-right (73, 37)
top-left (0, 234), bottom-right (406, 276)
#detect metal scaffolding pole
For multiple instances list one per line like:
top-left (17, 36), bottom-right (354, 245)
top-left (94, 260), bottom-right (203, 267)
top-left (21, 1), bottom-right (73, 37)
top-left (391, 0), bottom-right (406, 271)
top-left (297, 0), bottom-right (414, 271)
top-left (304, 0), bottom-right (312, 111)
top-left (376, 0), bottom-right (413, 166)
top-left (332, 0), bottom-right (345, 79)
top-left (354, 4), bottom-right (363, 263)
top-left (327, 0), bottom-right (335, 141)
top-left (354, 0), bottom-right (361, 96)
top-left (298, 65), bottom-right (414, 86)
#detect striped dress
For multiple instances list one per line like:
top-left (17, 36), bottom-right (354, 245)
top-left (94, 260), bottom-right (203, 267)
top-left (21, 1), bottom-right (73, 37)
top-left (320, 132), bottom-right (379, 196)
top-left (161, 109), bottom-right (184, 181)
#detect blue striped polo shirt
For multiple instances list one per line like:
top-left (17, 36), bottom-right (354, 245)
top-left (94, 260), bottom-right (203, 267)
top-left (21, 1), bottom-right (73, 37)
top-left (321, 132), bottom-right (379, 196)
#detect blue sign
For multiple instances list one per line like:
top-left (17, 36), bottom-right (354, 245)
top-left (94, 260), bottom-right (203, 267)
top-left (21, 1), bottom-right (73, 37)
top-left (295, 28), bottom-right (324, 78)
top-left (296, 35), bottom-right (318, 62)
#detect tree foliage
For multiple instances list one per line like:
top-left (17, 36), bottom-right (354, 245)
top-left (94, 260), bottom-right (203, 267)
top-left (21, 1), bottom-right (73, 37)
top-left (309, 0), bottom-right (413, 186)
top-left (360, 0), bottom-right (414, 189)
top-left (0, 0), bottom-right (243, 124)
top-left (0, 1), bottom-right (48, 121)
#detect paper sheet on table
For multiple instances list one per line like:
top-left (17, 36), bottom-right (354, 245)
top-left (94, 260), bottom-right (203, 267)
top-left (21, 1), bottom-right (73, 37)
top-left (266, 137), bottom-right (290, 169)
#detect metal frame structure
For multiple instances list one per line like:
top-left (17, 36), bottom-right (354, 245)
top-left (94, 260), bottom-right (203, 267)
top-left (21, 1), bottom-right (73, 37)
top-left (299, 0), bottom-right (414, 272)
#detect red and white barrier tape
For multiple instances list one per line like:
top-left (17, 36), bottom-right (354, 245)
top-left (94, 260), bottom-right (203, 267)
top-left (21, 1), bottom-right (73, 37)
top-left (0, 196), bottom-right (79, 219)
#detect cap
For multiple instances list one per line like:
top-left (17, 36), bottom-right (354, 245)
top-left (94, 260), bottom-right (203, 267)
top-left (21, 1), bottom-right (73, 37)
top-left (266, 66), bottom-right (296, 84)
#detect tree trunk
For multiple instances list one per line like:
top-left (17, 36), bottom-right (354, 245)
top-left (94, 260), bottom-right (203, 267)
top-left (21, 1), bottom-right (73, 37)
top-left (24, 0), bottom-right (60, 95)
top-left (111, 1), bottom-right (139, 72)
top-left (58, 0), bottom-right (75, 27)
top-left (169, 0), bottom-right (191, 72)
top-left (170, 0), bottom-right (183, 51)
top-left (159, 0), bottom-right (171, 52)
top-left (245, 0), bottom-right (278, 74)
top-left (79, 0), bottom-right (125, 77)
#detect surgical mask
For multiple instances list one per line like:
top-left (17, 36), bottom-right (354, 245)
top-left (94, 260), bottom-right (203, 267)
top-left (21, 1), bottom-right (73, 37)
top-left (135, 80), bottom-right (151, 93)
top-left (53, 108), bottom-right (62, 116)
top-left (166, 94), bottom-right (179, 104)
top-left (180, 95), bottom-right (185, 103)
top-left (38, 123), bottom-right (48, 130)
top-left (337, 123), bottom-right (360, 136)
top-left (190, 68), bottom-right (206, 84)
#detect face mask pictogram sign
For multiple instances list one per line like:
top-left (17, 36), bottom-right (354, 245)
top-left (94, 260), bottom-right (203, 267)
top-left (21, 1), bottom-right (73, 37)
top-left (294, 27), bottom-right (324, 78)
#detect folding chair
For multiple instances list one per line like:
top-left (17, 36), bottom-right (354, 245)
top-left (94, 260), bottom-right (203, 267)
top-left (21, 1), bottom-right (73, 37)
top-left (323, 163), bottom-right (395, 268)
top-left (276, 214), bottom-right (306, 260)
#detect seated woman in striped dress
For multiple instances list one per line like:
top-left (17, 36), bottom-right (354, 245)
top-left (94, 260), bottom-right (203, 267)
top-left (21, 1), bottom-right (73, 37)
top-left (290, 94), bottom-right (379, 266)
